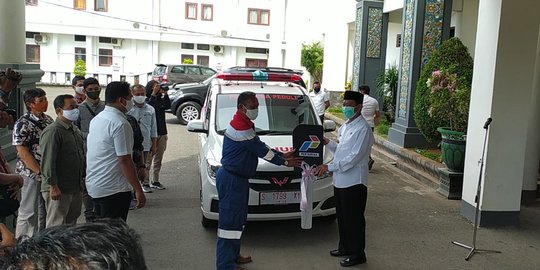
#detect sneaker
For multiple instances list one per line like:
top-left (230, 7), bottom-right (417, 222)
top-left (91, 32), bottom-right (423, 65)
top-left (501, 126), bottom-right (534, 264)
top-left (150, 182), bottom-right (166, 190)
top-left (368, 158), bottom-right (374, 171)
top-left (142, 184), bottom-right (153, 193)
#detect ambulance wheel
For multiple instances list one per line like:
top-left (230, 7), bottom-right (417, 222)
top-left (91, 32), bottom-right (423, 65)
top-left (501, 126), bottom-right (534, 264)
top-left (202, 214), bottom-right (217, 228)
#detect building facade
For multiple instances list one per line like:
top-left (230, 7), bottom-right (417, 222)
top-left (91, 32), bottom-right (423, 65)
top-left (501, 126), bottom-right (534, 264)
top-left (332, 0), bottom-right (540, 227)
top-left (24, 0), bottom-right (313, 85)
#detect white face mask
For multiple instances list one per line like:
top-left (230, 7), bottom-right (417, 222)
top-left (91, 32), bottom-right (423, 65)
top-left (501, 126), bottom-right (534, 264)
top-left (133, 96), bottom-right (146, 104)
top-left (245, 107), bottom-right (258, 120)
top-left (75, 86), bottom-right (84, 94)
top-left (123, 98), bottom-right (134, 112)
top-left (63, 109), bottom-right (80, 122)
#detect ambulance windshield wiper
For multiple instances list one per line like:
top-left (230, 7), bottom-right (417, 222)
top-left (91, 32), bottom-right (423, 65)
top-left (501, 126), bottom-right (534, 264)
top-left (256, 130), bottom-right (291, 135)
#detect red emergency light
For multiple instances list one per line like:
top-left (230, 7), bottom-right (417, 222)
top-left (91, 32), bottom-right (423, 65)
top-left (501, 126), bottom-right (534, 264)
top-left (216, 71), bottom-right (302, 83)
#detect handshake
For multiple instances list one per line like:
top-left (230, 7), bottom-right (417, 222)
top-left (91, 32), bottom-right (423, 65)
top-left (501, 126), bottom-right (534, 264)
top-left (283, 137), bottom-right (331, 176)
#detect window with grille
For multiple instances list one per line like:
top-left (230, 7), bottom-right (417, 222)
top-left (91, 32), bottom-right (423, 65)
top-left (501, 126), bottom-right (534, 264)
top-left (99, 49), bottom-right (112, 66)
top-left (245, 58), bottom-right (267, 68)
top-left (182, 43), bottom-right (195, 50)
top-left (201, 4), bottom-right (213, 21)
top-left (197, 56), bottom-right (209, 66)
top-left (99, 37), bottom-right (112, 43)
top-left (75, 47), bottom-right (86, 62)
top-left (246, 47), bottom-right (268, 54)
top-left (74, 0), bottom-right (86, 10)
top-left (197, 44), bottom-right (210, 51)
top-left (26, 32), bottom-right (40, 39)
top-left (95, 0), bottom-right (107, 11)
top-left (26, 45), bottom-right (40, 63)
top-left (75, 35), bottom-right (86, 42)
top-left (181, 55), bottom-right (194, 64)
top-left (186, 3), bottom-right (197, 19)
top-left (25, 0), bottom-right (38, 6)
top-left (248, 9), bottom-right (270, 25)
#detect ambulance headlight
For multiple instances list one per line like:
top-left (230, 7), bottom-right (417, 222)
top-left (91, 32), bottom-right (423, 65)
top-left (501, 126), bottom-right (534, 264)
top-left (206, 159), bottom-right (221, 183)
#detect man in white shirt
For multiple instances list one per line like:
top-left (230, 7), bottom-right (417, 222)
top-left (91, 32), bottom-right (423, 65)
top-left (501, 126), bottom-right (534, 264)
top-left (127, 84), bottom-right (157, 193)
top-left (308, 81), bottom-right (330, 123)
top-left (315, 90), bottom-right (374, 267)
top-left (86, 81), bottom-right (146, 221)
top-left (359, 85), bottom-right (380, 170)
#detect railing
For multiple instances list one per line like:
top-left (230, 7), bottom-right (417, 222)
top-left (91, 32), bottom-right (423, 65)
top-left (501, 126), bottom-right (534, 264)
top-left (37, 71), bottom-right (154, 86)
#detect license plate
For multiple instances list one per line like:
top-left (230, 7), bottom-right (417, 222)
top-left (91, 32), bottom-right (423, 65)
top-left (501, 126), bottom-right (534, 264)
top-left (259, 191), bottom-right (301, 205)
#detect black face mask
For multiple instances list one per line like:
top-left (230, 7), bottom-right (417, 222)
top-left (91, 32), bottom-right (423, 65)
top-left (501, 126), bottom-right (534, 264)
top-left (86, 91), bottom-right (100, 100)
top-left (314, 87), bottom-right (321, 93)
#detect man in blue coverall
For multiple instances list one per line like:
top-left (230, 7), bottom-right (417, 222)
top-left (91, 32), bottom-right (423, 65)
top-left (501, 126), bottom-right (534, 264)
top-left (217, 91), bottom-right (302, 270)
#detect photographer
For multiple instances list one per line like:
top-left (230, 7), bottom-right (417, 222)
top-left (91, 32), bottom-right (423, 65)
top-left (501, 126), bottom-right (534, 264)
top-left (144, 81), bottom-right (170, 190)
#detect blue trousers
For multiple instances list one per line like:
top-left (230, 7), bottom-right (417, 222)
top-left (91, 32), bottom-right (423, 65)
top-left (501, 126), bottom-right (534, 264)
top-left (216, 169), bottom-right (249, 270)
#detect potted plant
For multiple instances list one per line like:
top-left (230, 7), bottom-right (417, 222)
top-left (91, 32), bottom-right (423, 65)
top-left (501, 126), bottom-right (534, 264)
top-left (414, 38), bottom-right (474, 172)
top-left (427, 69), bottom-right (470, 172)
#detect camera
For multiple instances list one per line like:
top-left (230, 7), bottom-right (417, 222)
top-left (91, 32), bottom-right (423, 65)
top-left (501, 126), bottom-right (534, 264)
top-left (159, 83), bottom-right (169, 91)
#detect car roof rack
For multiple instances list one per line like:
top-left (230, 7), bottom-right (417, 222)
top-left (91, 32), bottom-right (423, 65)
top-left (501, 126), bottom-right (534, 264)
top-left (226, 66), bottom-right (304, 76)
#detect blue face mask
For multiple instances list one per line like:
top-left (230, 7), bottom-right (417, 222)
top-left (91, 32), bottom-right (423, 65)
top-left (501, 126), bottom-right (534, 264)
top-left (342, 106), bottom-right (356, 119)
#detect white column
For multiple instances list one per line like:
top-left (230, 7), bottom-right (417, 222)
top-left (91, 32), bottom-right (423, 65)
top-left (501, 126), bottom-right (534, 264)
top-left (0, 1), bottom-right (25, 63)
top-left (461, 0), bottom-right (540, 226)
top-left (86, 36), bottom-right (94, 74)
top-left (522, 27), bottom-right (540, 203)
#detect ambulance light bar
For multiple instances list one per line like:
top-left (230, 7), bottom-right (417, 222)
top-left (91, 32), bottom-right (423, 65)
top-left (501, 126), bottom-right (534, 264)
top-left (216, 70), bottom-right (302, 83)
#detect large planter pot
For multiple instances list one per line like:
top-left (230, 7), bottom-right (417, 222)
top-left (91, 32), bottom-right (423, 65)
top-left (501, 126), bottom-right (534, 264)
top-left (437, 127), bottom-right (466, 172)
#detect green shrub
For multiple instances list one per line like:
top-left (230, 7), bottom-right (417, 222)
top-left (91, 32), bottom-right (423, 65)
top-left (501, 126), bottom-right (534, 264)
top-left (327, 106), bottom-right (344, 119)
top-left (74, 59), bottom-right (86, 77)
top-left (413, 37), bottom-right (474, 142)
top-left (375, 117), bottom-right (390, 136)
top-left (415, 149), bottom-right (442, 162)
top-left (182, 58), bottom-right (193, 64)
top-left (376, 64), bottom-right (398, 123)
top-left (301, 42), bottom-right (324, 83)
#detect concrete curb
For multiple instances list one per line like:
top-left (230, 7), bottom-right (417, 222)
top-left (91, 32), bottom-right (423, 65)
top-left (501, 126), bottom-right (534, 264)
top-left (324, 112), bottom-right (445, 189)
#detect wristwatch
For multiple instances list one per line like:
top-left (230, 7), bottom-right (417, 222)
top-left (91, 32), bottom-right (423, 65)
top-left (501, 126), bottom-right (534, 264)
top-left (283, 159), bottom-right (289, 166)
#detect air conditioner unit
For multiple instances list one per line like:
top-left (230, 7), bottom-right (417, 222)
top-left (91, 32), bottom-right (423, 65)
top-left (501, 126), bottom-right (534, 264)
top-left (111, 38), bottom-right (123, 47)
top-left (220, 30), bottom-right (228, 37)
top-left (213, 45), bottom-right (223, 54)
top-left (34, 34), bottom-right (48, 44)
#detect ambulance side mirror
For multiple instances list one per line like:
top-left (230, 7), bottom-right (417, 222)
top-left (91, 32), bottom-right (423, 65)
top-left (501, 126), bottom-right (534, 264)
top-left (187, 120), bottom-right (208, 134)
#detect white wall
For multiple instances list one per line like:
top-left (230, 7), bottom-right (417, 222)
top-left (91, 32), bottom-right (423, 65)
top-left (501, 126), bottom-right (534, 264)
top-left (462, 0), bottom-right (540, 216)
top-left (25, 0), bottom-right (321, 84)
top-left (320, 0), bottom-right (358, 91)
top-left (385, 10), bottom-right (403, 69)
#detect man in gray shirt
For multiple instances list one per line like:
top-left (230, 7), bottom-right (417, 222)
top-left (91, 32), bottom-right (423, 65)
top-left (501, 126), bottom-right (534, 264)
top-left (75, 77), bottom-right (105, 222)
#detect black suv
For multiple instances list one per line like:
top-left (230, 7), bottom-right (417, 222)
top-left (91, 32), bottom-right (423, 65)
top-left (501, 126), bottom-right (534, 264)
top-left (167, 76), bottom-right (213, 125)
top-left (167, 67), bottom-right (305, 125)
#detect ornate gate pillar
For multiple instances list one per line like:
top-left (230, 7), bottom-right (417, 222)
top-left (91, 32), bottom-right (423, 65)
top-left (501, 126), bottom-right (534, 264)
top-left (351, 0), bottom-right (388, 106)
top-left (388, 0), bottom-right (452, 148)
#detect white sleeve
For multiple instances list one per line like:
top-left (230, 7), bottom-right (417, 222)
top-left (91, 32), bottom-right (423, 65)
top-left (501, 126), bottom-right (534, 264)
top-left (327, 126), bottom-right (373, 173)
top-left (323, 92), bottom-right (330, 102)
top-left (113, 122), bottom-right (134, 156)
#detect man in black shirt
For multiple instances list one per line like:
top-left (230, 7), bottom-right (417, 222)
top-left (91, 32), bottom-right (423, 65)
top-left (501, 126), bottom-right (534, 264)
top-left (144, 81), bottom-right (171, 190)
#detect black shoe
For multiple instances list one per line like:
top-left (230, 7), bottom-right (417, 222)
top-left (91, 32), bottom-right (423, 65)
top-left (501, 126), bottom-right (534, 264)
top-left (330, 249), bottom-right (351, 257)
top-left (340, 256), bottom-right (367, 267)
top-left (368, 158), bottom-right (374, 171)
